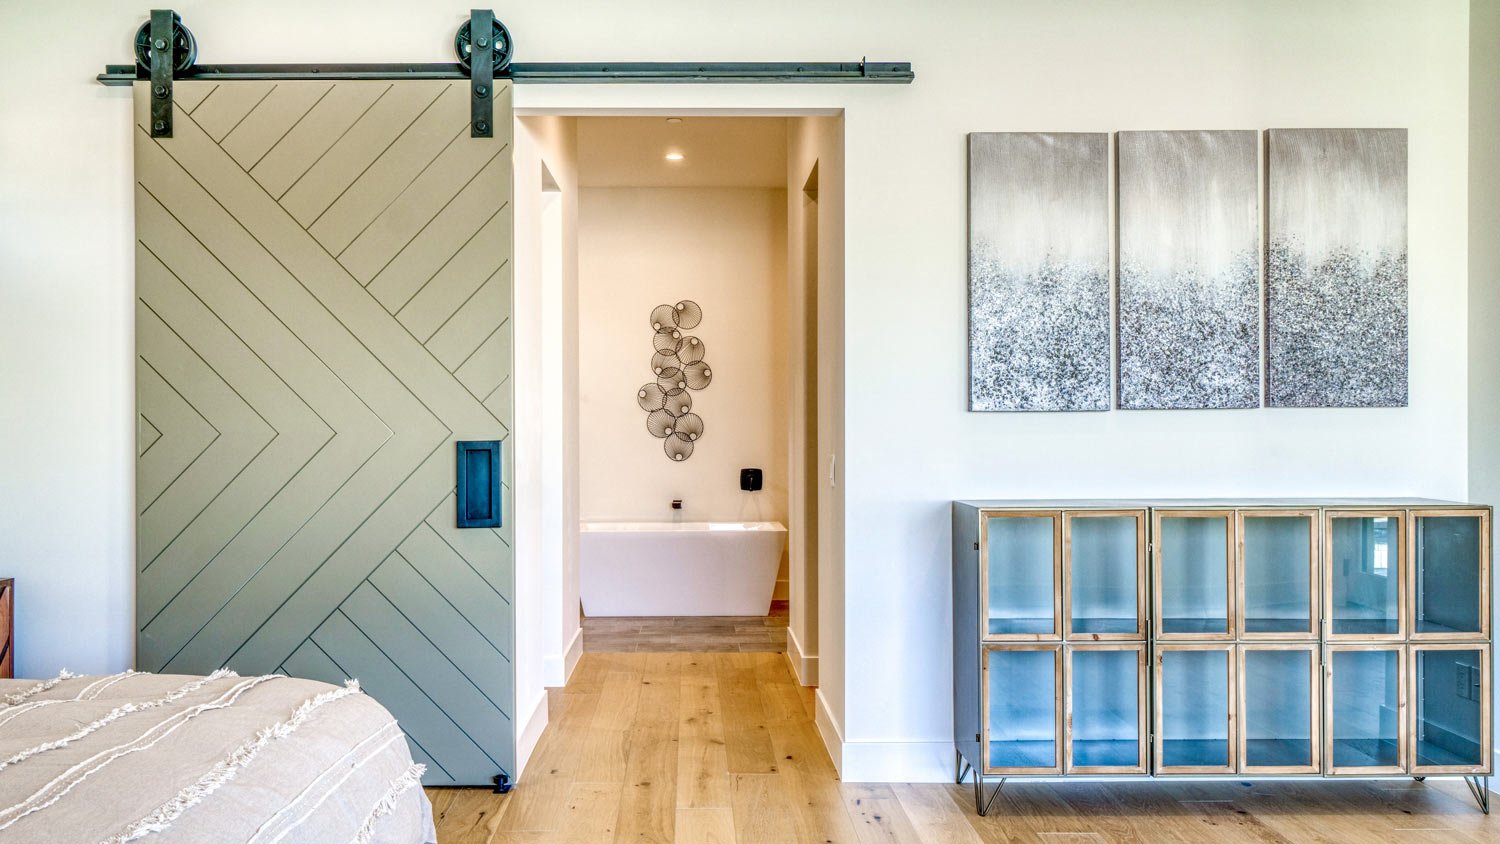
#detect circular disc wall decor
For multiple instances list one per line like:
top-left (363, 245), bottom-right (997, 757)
top-left (673, 300), bottom-right (703, 329)
top-left (637, 384), bottom-right (668, 412)
top-left (650, 304), bottom-right (678, 331)
top-left (636, 300), bottom-right (710, 461)
top-left (664, 433), bottom-right (695, 462)
top-left (652, 328), bottom-right (684, 355)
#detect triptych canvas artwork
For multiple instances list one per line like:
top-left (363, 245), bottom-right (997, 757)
top-left (968, 128), bottom-right (1408, 411)
top-left (968, 133), bottom-right (1111, 411)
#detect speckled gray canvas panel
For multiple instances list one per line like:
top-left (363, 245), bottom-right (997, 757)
top-left (968, 132), bottom-right (1110, 411)
top-left (1117, 130), bottom-right (1261, 410)
top-left (1267, 129), bottom-right (1408, 407)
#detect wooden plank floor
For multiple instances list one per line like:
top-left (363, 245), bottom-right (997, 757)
top-left (428, 651), bottom-right (1500, 843)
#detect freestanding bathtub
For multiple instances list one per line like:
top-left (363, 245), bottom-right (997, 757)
top-left (580, 521), bottom-right (788, 616)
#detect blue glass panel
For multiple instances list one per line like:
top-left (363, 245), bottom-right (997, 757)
top-left (1329, 517), bottom-right (1399, 635)
top-left (1243, 649), bottom-right (1313, 768)
top-left (1415, 648), bottom-right (1485, 767)
top-left (1070, 517), bottom-right (1138, 636)
top-left (1415, 517), bottom-right (1483, 635)
top-left (1160, 649), bottom-right (1230, 767)
top-left (1159, 517), bottom-right (1229, 635)
top-left (987, 648), bottom-right (1057, 769)
top-left (1331, 649), bottom-right (1401, 768)
top-left (1243, 517), bottom-right (1313, 634)
top-left (987, 516), bottom-right (1055, 636)
top-left (1070, 648), bottom-right (1139, 768)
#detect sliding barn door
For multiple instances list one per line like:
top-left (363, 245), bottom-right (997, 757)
top-left (133, 79), bottom-right (514, 786)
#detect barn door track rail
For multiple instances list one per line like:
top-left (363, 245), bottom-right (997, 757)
top-left (99, 9), bottom-right (915, 138)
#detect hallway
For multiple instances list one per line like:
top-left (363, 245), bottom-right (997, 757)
top-left (427, 652), bottom-right (1498, 843)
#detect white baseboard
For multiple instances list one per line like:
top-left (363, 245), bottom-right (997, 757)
top-left (514, 689), bottom-right (550, 779)
top-left (838, 739), bottom-right (953, 783)
top-left (562, 626), bottom-right (584, 685)
top-left (783, 626), bottom-right (818, 686)
top-left (814, 689), bottom-right (844, 777)
top-left (544, 627), bottom-right (585, 688)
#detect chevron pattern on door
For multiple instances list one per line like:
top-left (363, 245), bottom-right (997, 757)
top-left (133, 79), bottom-right (515, 785)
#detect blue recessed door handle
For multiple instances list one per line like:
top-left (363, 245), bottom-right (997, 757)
top-left (456, 440), bottom-right (502, 528)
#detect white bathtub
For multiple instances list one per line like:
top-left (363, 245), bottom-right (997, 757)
top-left (580, 521), bottom-right (788, 617)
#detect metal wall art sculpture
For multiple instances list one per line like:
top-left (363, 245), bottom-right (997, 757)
top-left (637, 300), bottom-right (712, 461)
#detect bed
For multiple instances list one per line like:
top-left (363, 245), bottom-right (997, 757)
top-left (0, 670), bottom-right (438, 843)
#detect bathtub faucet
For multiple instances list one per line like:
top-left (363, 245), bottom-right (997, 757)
top-left (671, 499), bottom-right (683, 510)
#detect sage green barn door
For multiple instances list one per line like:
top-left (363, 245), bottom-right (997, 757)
top-left (133, 79), bottom-right (514, 786)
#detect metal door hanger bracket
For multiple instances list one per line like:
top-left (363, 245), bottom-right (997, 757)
top-left (133, 10), bottom-right (198, 137)
top-left (468, 9), bottom-right (495, 138)
top-left (148, 10), bottom-right (174, 137)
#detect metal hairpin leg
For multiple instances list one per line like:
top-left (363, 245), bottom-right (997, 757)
top-left (954, 749), bottom-right (1004, 815)
top-left (973, 774), bottom-right (1005, 816)
top-left (1464, 775), bottom-right (1490, 814)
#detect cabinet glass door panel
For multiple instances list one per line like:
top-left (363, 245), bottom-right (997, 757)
top-left (1156, 646), bottom-right (1234, 773)
top-left (1412, 646), bottom-right (1490, 773)
top-left (984, 646), bottom-right (1062, 773)
top-left (1066, 513), bottom-right (1144, 640)
top-left (1328, 647), bottom-right (1405, 774)
top-left (1240, 512), bottom-right (1317, 638)
top-left (1156, 513), bottom-right (1233, 638)
top-left (1240, 646), bottom-right (1318, 773)
top-left (1327, 512), bottom-right (1404, 639)
top-left (984, 513), bottom-right (1060, 639)
top-left (1412, 512), bottom-right (1488, 639)
top-left (1066, 646), bottom-right (1145, 773)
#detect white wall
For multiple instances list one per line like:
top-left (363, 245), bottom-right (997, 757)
top-left (786, 117), bottom-right (847, 743)
top-left (0, 0), bottom-right (1475, 785)
top-left (577, 188), bottom-right (788, 527)
top-left (512, 115), bottom-right (580, 774)
top-left (1469, 0), bottom-right (1500, 768)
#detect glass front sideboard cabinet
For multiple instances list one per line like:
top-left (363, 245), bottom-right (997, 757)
top-left (952, 499), bottom-right (1493, 816)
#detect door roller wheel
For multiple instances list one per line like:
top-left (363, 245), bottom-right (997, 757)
top-left (133, 13), bottom-right (197, 73)
top-left (454, 18), bottom-right (513, 73)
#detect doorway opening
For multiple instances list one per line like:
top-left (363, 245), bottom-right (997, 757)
top-left (512, 112), bottom-right (839, 685)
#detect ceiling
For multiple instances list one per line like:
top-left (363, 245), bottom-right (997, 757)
top-left (576, 117), bottom-right (788, 189)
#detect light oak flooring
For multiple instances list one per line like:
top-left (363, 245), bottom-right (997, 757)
top-left (581, 601), bottom-right (790, 653)
top-left (427, 651), bottom-right (1500, 843)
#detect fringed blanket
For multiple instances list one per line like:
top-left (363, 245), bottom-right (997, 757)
top-left (0, 671), bottom-right (436, 844)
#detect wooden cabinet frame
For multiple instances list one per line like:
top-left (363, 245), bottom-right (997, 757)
top-left (1408, 508), bottom-right (1491, 642)
top-left (1152, 510), bottom-right (1236, 641)
top-left (1409, 643), bottom-right (1492, 776)
top-left (1153, 643), bottom-right (1238, 775)
top-left (979, 510), bottom-right (1063, 642)
top-left (1063, 510), bottom-right (1147, 642)
top-left (1064, 644), bottom-right (1148, 775)
top-left (1325, 644), bottom-right (1407, 776)
top-left (1236, 509), bottom-right (1320, 641)
top-left (981, 644), bottom-right (1064, 775)
top-left (1237, 643), bottom-right (1321, 775)
top-left (1323, 510), bottom-right (1407, 642)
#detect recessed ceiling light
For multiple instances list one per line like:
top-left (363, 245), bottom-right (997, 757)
top-left (666, 117), bottom-right (683, 124)
top-left (665, 152), bottom-right (685, 161)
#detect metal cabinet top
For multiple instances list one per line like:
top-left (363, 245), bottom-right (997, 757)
top-left (955, 498), bottom-right (1484, 511)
